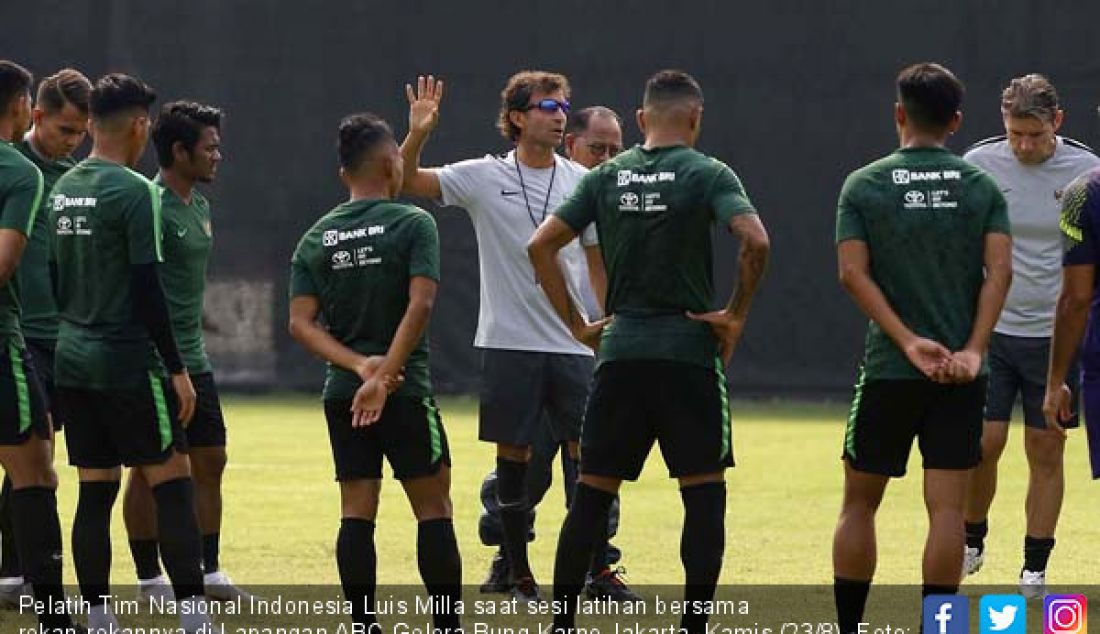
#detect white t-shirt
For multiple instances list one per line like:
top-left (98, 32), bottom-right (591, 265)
top-left (438, 150), bottom-right (599, 355)
top-left (965, 136), bottom-right (1100, 337)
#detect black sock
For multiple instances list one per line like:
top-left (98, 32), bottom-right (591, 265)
top-left (552, 483), bottom-right (614, 632)
top-left (834, 577), bottom-right (871, 634)
top-left (1023, 535), bottom-right (1056, 572)
top-left (129, 539), bottom-right (162, 581)
top-left (202, 533), bottom-right (220, 574)
top-left (151, 478), bottom-right (203, 602)
top-left (0, 476), bottom-right (20, 578)
top-left (337, 518), bottom-right (377, 627)
top-left (965, 520), bottom-right (988, 551)
top-left (922, 584), bottom-right (957, 597)
top-left (11, 487), bottom-right (73, 629)
top-left (588, 521), bottom-right (611, 577)
top-left (496, 457), bottom-right (532, 579)
top-left (417, 518), bottom-right (463, 631)
top-left (680, 482), bottom-right (725, 634)
top-left (72, 481), bottom-right (120, 606)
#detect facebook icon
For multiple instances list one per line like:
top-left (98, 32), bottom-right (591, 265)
top-left (923, 595), bottom-right (969, 634)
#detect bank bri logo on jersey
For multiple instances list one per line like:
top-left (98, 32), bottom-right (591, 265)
top-left (616, 169), bottom-right (675, 187)
top-left (923, 595), bottom-right (968, 634)
top-left (323, 225), bottom-right (385, 247)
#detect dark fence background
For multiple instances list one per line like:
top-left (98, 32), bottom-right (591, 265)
top-left (7, 0), bottom-right (1100, 396)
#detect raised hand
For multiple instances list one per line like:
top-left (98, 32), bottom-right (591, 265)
top-left (405, 75), bottom-right (444, 136)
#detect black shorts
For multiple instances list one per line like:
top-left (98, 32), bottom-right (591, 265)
top-left (24, 338), bottom-right (60, 430)
top-left (324, 395), bottom-right (451, 481)
top-left (58, 374), bottom-right (188, 468)
top-left (478, 349), bottom-right (593, 447)
top-left (843, 373), bottom-right (986, 477)
top-left (186, 372), bottom-right (227, 448)
top-left (985, 333), bottom-right (1081, 428)
top-left (0, 341), bottom-right (51, 445)
top-left (580, 359), bottom-right (734, 481)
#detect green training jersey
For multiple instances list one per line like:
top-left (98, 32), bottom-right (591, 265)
top-left (289, 199), bottom-right (440, 400)
top-left (17, 139), bottom-right (75, 342)
top-left (554, 144), bottom-right (756, 369)
top-left (835, 146), bottom-right (1011, 380)
top-left (0, 141), bottom-right (44, 347)
top-left (157, 175), bottom-right (213, 374)
top-left (50, 157), bottom-right (165, 389)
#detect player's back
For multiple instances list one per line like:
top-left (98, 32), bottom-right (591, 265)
top-left (836, 147), bottom-right (1010, 378)
top-left (291, 198), bottom-right (439, 398)
top-left (50, 157), bottom-right (163, 388)
top-left (557, 144), bottom-right (756, 369)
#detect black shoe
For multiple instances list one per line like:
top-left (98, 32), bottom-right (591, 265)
top-left (512, 575), bottom-right (544, 607)
top-left (585, 566), bottom-right (642, 602)
top-left (479, 551), bottom-right (512, 594)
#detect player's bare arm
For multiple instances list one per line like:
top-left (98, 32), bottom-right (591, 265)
top-left (837, 238), bottom-right (952, 381)
top-left (1044, 263), bottom-right (1094, 435)
top-left (688, 212), bottom-right (770, 365)
top-left (0, 229), bottom-right (28, 284)
top-left (399, 75), bottom-right (444, 200)
top-left (529, 216), bottom-right (610, 351)
top-left (948, 232), bottom-right (1012, 383)
top-left (350, 276), bottom-right (438, 426)
top-left (288, 295), bottom-right (402, 392)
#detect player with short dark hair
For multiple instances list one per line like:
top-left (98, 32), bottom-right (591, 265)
top-left (120, 99), bottom-right (249, 602)
top-left (401, 71), bottom-right (609, 603)
top-left (962, 73), bottom-right (1100, 596)
top-left (831, 63), bottom-right (1012, 632)
top-left (531, 69), bottom-right (770, 634)
top-left (0, 66), bottom-right (91, 608)
top-left (0, 58), bottom-right (84, 634)
top-left (50, 72), bottom-right (213, 634)
top-left (289, 112), bottom-right (461, 632)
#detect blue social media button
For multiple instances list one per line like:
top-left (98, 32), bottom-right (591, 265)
top-left (924, 595), bottom-right (969, 634)
top-left (981, 595), bottom-right (1026, 634)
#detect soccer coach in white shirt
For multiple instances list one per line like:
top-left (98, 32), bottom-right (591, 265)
top-left (398, 72), bottom-right (605, 604)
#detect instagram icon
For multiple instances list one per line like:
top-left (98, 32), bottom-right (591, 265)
top-left (1045, 595), bottom-right (1088, 634)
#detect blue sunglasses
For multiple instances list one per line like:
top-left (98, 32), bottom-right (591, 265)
top-left (520, 98), bottom-right (571, 115)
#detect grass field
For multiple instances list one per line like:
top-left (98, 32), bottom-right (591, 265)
top-left (37, 394), bottom-right (1099, 587)
top-left (4, 395), bottom-right (1100, 631)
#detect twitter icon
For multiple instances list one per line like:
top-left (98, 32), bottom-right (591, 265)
top-left (982, 595), bottom-right (1027, 634)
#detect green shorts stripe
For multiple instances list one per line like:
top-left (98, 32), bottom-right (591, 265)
top-left (715, 356), bottom-right (731, 460)
top-left (9, 342), bottom-right (31, 433)
top-left (148, 373), bottom-right (172, 451)
top-left (424, 397), bottom-right (442, 463)
top-left (844, 367), bottom-right (867, 459)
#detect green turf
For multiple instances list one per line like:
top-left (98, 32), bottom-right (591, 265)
top-left (39, 394), bottom-right (1099, 587)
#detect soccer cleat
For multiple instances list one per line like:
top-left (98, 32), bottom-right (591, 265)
top-left (1019, 569), bottom-right (1047, 599)
top-left (0, 576), bottom-right (29, 610)
top-left (585, 566), bottom-right (642, 602)
top-left (511, 576), bottom-right (544, 607)
top-left (204, 570), bottom-right (252, 601)
top-left (963, 546), bottom-right (984, 576)
top-left (137, 573), bottom-right (176, 605)
top-left (479, 551), bottom-right (512, 594)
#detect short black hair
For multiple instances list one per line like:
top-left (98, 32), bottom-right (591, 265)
top-left (338, 113), bottom-right (395, 172)
top-left (565, 106), bottom-right (621, 137)
top-left (152, 100), bottom-right (223, 168)
top-left (643, 69), bottom-right (704, 110)
top-left (896, 63), bottom-right (964, 132)
top-left (89, 73), bottom-right (156, 121)
top-left (37, 68), bottom-right (92, 115)
top-left (0, 60), bottom-right (33, 113)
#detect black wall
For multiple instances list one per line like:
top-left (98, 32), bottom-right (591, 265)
top-left (8, 0), bottom-right (1100, 395)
